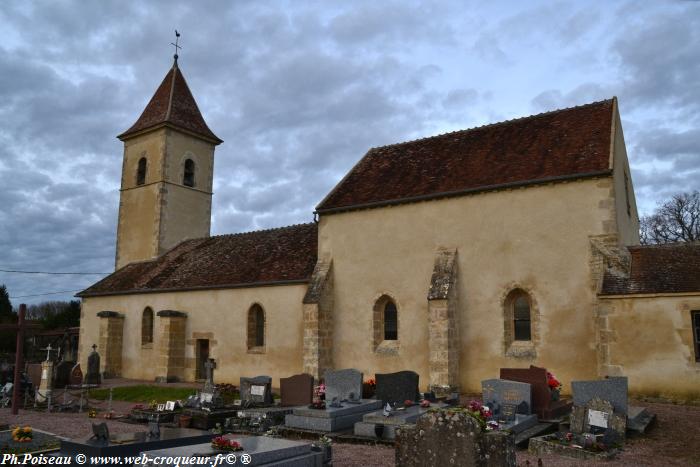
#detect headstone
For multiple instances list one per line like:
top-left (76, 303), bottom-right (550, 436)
top-left (280, 373), bottom-right (314, 407)
top-left (90, 423), bottom-right (109, 441)
top-left (482, 378), bottom-right (532, 417)
top-left (569, 397), bottom-right (626, 440)
top-left (36, 360), bottom-right (54, 403)
top-left (572, 376), bottom-right (628, 415)
top-left (69, 363), bottom-right (83, 387)
top-left (395, 409), bottom-right (516, 467)
top-left (375, 370), bottom-right (420, 405)
top-left (239, 376), bottom-right (273, 405)
top-left (26, 363), bottom-right (43, 389)
top-left (324, 368), bottom-right (363, 402)
top-left (54, 360), bottom-right (73, 389)
top-left (500, 365), bottom-right (572, 419)
top-left (85, 345), bottom-right (101, 385)
top-left (202, 359), bottom-right (216, 394)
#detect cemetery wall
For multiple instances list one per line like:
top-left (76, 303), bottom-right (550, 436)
top-left (600, 294), bottom-right (700, 399)
top-left (79, 284), bottom-right (307, 386)
top-left (318, 178), bottom-right (615, 392)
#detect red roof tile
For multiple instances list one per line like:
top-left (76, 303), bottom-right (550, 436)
top-left (316, 99), bottom-right (615, 213)
top-left (78, 224), bottom-right (317, 297)
top-left (118, 62), bottom-right (222, 144)
top-left (600, 243), bottom-right (700, 295)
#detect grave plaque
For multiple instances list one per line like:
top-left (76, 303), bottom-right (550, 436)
top-left (587, 409), bottom-right (609, 428)
top-left (324, 368), bottom-right (363, 403)
top-left (375, 371), bottom-right (419, 405)
top-left (501, 404), bottom-right (517, 422)
top-left (240, 376), bottom-right (273, 405)
top-left (280, 373), bottom-right (314, 407)
top-left (482, 378), bottom-right (532, 415)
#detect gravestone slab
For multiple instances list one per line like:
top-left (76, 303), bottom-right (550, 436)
top-left (240, 376), bottom-right (273, 405)
top-left (69, 363), bottom-right (83, 386)
top-left (143, 435), bottom-right (324, 466)
top-left (324, 368), bottom-right (363, 402)
top-left (572, 376), bottom-right (628, 415)
top-left (569, 397), bottom-right (626, 439)
top-left (85, 346), bottom-right (101, 385)
top-left (280, 373), bottom-right (314, 407)
top-left (54, 361), bottom-right (73, 389)
top-left (482, 378), bottom-right (532, 417)
top-left (500, 366), bottom-right (571, 419)
top-left (354, 403), bottom-right (448, 440)
top-left (285, 400), bottom-right (382, 432)
top-left (375, 371), bottom-right (419, 405)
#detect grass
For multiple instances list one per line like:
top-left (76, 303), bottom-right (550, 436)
top-left (88, 385), bottom-right (197, 403)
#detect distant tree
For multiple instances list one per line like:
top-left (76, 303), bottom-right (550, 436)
top-left (640, 190), bottom-right (700, 245)
top-left (26, 300), bottom-right (81, 329)
top-left (0, 284), bottom-right (13, 323)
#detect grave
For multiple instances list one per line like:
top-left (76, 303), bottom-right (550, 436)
top-left (59, 426), bottom-right (212, 458)
top-left (374, 370), bottom-right (420, 406)
top-left (142, 435), bottom-right (325, 466)
top-left (182, 360), bottom-right (237, 430)
top-left (240, 376), bottom-right (274, 406)
top-left (85, 345), bottom-right (101, 386)
top-left (500, 365), bottom-right (572, 419)
top-left (26, 363), bottom-right (42, 391)
top-left (354, 402), bottom-right (447, 440)
top-left (0, 428), bottom-right (63, 455)
top-left (69, 363), bottom-right (83, 387)
top-left (285, 369), bottom-right (382, 432)
top-left (395, 408), bottom-right (516, 467)
top-left (528, 396), bottom-right (625, 461)
top-left (280, 373), bottom-right (314, 407)
top-left (481, 379), bottom-right (538, 435)
top-left (54, 360), bottom-right (74, 389)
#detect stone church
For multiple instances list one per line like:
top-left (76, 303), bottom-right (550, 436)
top-left (77, 58), bottom-right (700, 400)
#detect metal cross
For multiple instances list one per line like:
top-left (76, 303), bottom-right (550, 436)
top-left (171, 30), bottom-right (182, 61)
top-left (41, 344), bottom-right (57, 362)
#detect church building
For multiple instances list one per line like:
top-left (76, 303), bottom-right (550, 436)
top-left (77, 58), bottom-right (700, 400)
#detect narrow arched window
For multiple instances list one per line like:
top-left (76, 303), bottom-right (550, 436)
top-left (141, 307), bottom-right (154, 345)
top-left (512, 293), bottom-right (531, 341)
top-left (183, 159), bottom-right (195, 187)
top-left (136, 157), bottom-right (147, 185)
top-left (384, 302), bottom-right (398, 341)
top-left (247, 304), bottom-right (265, 349)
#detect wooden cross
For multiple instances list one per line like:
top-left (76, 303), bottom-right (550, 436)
top-left (170, 30), bottom-right (182, 61)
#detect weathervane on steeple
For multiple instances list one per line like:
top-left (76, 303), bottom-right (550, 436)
top-left (171, 30), bottom-right (182, 64)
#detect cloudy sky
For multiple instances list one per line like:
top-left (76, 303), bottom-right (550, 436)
top-left (1, 1), bottom-right (698, 305)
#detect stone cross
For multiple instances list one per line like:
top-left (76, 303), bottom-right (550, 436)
top-left (203, 359), bottom-right (216, 393)
top-left (41, 344), bottom-right (57, 362)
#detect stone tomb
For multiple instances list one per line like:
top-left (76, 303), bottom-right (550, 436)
top-left (143, 435), bottom-right (325, 466)
top-left (374, 370), bottom-right (420, 406)
top-left (280, 373), bottom-right (314, 407)
top-left (240, 376), bottom-right (274, 406)
top-left (481, 379), bottom-right (538, 435)
top-left (324, 368), bottom-right (362, 402)
top-left (59, 427), bottom-right (212, 458)
top-left (354, 402), bottom-right (447, 441)
top-left (500, 365), bottom-right (572, 420)
top-left (54, 360), bottom-right (74, 389)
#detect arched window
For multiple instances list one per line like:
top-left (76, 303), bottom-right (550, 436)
top-left (141, 307), bottom-right (154, 345)
top-left (247, 304), bottom-right (265, 350)
top-left (136, 157), bottom-right (147, 185)
top-left (183, 159), bottom-right (195, 187)
top-left (513, 294), bottom-right (531, 341)
top-left (384, 302), bottom-right (398, 341)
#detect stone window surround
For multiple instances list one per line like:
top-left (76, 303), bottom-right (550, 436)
top-left (136, 155), bottom-right (147, 186)
top-left (501, 284), bottom-right (540, 359)
top-left (373, 293), bottom-right (400, 356)
top-left (247, 302), bottom-right (266, 354)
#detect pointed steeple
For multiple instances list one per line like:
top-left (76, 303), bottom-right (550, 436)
top-left (118, 61), bottom-right (222, 144)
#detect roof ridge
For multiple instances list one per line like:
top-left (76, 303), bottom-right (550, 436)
top-left (368, 98), bottom-right (615, 152)
top-left (629, 241), bottom-right (700, 250)
top-left (206, 222), bottom-right (316, 240)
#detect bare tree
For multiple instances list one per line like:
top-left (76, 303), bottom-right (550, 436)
top-left (640, 190), bottom-right (700, 244)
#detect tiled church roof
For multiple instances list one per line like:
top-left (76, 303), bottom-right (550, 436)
top-left (316, 99), bottom-right (616, 213)
top-left (78, 224), bottom-right (317, 297)
top-left (117, 61), bottom-right (222, 144)
top-left (600, 243), bottom-right (700, 295)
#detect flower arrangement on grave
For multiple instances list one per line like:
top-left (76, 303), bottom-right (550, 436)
top-left (466, 400), bottom-right (493, 431)
top-left (88, 409), bottom-right (97, 418)
top-left (420, 399), bottom-right (431, 408)
top-left (211, 436), bottom-right (243, 452)
top-left (12, 426), bottom-right (33, 443)
top-left (103, 410), bottom-right (116, 419)
top-left (309, 400), bottom-right (326, 410)
top-left (316, 383), bottom-right (326, 399)
top-left (362, 378), bottom-right (376, 398)
top-left (148, 399), bottom-right (158, 410)
top-left (404, 399), bottom-right (414, 407)
top-left (317, 435), bottom-right (332, 447)
top-left (547, 371), bottom-right (562, 401)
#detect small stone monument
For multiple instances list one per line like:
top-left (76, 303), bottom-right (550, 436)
top-left (36, 344), bottom-right (57, 403)
top-left (85, 344), bottom-right (101, 385)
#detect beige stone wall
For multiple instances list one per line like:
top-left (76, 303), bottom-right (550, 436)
top-left (79, 284), bottom-right (307, 387)
top-left (610, 102), bottom-right (640, 247)
top-left (318, 178), bottom-right (617, 393)
top-left (115, 128), bottom-right (215, 269)
top-left (598, 294), bottom-right (700, 399)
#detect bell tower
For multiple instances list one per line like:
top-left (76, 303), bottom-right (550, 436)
top-left (114, 56), bottom-right (222, 270)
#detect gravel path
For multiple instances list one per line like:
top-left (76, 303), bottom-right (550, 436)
top-left (2, 399), bottom-right (698, 466)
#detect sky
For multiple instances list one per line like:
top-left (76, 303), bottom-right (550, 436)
top-left (0, 1), bottom-right (698, 305)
